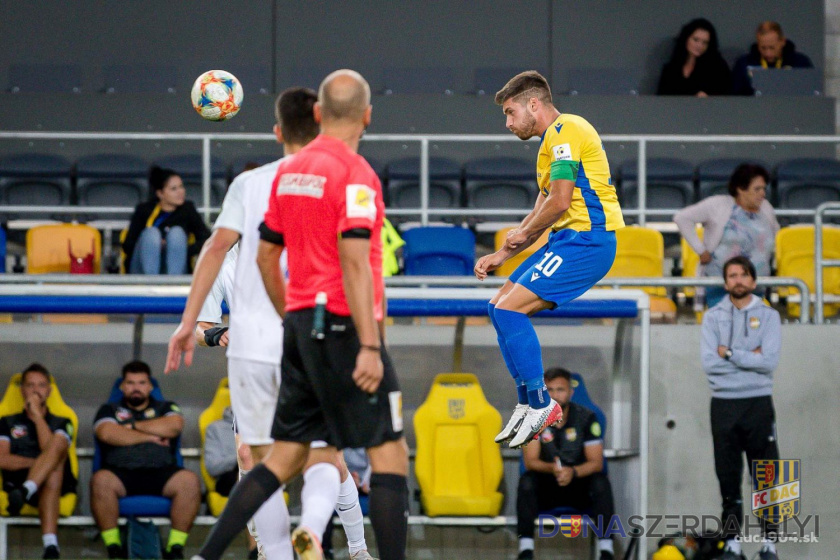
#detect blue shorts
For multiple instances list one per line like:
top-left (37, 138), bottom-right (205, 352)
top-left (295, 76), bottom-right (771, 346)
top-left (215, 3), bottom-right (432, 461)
top-left (510, 229), bottom-right (617, 307)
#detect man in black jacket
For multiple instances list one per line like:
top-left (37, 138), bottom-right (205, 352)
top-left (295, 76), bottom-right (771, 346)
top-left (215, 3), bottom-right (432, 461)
top-left (732, 21), bottom-right (814, 95)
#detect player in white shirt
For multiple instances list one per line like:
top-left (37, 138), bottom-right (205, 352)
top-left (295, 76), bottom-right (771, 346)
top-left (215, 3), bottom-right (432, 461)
top-left (166, 88), bottom-right (374, 560)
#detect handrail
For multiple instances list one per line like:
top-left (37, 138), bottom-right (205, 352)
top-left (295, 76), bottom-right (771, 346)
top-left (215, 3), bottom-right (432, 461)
top-left (814, 202), bottom-right (840, 324)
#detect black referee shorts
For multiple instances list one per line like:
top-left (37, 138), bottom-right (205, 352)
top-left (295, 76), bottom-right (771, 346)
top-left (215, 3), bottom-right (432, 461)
top-left (272, 308), bottom-right (403, 450)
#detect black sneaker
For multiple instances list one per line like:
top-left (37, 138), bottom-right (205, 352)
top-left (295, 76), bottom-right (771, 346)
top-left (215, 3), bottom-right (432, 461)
top-left (517, 550), bottom-right (534, 560)
top-left (599, 551), bottom-right (614, 560)
top-left (106, 544), bottom-right (125, 559)
top-left (5, 486), bottom-right (24, 516)
top-left (164, 544), bottom-right (184, 560)
top-left (42, 545), bottom-right (60, 559)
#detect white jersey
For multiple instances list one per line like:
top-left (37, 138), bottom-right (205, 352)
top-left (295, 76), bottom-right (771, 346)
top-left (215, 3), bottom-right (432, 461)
top-left (197, 244), bottom-right (238, 324)
top-left (210, 159), bottom-right (288, 365)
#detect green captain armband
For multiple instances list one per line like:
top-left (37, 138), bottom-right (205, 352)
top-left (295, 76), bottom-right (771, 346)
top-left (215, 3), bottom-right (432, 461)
top-left (550, 159), bottom-right (579, 181)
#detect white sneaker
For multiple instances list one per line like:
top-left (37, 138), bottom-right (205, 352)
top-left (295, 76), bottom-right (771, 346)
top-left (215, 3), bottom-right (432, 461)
top-left (291, 526), bottom-right (323, 560)
top-left (350, 551), bottom-right (378, 560)
top-left (495, 403), bottom-right (529, 443)
top-left (507, 400), bottom-right (564, 448)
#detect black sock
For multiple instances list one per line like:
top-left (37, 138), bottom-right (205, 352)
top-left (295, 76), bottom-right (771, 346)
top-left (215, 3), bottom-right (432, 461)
top-left (198, 464), bottom-right (281, 560)
top-left (369, 473), bottom-right (408, 560)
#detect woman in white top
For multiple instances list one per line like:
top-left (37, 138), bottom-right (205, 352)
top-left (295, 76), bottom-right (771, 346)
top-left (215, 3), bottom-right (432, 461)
top-left (675, 163), bottom-right (780, 307)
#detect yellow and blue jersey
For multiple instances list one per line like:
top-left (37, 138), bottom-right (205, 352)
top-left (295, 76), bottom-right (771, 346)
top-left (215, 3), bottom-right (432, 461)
top-left (536, 114), bottom-right (625, 232)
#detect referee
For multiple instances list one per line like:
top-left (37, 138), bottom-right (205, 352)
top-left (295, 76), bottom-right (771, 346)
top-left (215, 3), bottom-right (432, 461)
top-left (193, 69), bottom-right (408, 560)
top-left (701, 256), bottom-right (781, 560)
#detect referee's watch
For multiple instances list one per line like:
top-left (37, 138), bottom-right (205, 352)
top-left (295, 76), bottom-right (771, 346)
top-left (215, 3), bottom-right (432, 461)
top-left (724, 348), bottom-right (733, 361)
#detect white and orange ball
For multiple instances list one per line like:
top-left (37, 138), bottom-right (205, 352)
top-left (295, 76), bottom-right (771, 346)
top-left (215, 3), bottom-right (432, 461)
top-left (190, 70), bottom-right (243, 121)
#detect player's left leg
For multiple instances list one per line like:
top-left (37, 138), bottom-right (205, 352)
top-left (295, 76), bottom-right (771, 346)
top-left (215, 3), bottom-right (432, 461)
top-left (36, 462), bottom-right (64, 558)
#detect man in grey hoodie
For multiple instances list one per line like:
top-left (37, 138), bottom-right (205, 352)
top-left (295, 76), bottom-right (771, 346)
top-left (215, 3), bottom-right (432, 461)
top-left (701, 255), bottom-right (781, 560)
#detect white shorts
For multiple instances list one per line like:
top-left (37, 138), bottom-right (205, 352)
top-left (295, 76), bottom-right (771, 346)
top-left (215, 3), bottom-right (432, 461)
top-left (227, 356), bottom-right (280, 446)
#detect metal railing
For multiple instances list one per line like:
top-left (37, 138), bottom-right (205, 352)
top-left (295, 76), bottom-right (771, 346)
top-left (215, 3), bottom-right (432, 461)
top-left (814, 202), bottom-right (840, 324)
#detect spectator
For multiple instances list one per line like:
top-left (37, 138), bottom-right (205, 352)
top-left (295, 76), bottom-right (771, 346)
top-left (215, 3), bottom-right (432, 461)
top-left (0, 364), bottom-right (75, 560)
top-left (657, 18), bottom-right (731, 97)
top-left (732, 21), bottom-right (814, 95)
top-left (674, 163), bottom-right (779, 308)
top-left (516, 368), bottom-right (615, 560)
top-left (90, 361), bottom-right (201, 559)
top-left (700, 256), bottom-right (782, 560)
top-left (122, 166), bottom-right (210, 274)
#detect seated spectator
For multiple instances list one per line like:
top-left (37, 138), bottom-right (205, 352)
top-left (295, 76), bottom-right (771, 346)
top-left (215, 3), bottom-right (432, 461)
top-left (674, 164), bottom-right (779, 308)
top-left (91, 361), bottom-right (200, 559)
top-left (517, 368), bottom-right (615, 560)
top-left (0, 364), bottom-right (75, 560)
top-left (123, 166), bottom-right (210, 275)
top-left (732, 21), bottom-right (814, 95)
top-left (657, 18), bottom-right (731, 97)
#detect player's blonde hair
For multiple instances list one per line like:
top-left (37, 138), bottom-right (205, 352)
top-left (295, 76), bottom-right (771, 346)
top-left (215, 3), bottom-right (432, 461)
top-left (494, 71), bottom-right (553, 107)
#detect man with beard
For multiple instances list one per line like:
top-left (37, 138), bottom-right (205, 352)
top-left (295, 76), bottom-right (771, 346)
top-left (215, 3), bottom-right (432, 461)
top-left (515, 368), bottom-right (615, 560)
top-left (91, 361), bottom-right (201, 559)
top-left (475, 70), bottom-right (624, 450)
top-left (701, 256), bottom-right (782, 560)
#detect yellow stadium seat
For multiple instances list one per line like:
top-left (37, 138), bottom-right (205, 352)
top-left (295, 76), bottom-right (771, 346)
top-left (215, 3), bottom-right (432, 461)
top-left (198, 378), bottom-right (231, 516)
top-left (0, 374), bottom-right (79, 517)
top-left (26, 223), bottom-right (101, 274)
top-left (413, 373), bottom-right (503, 517)
top-left (493, 227), bottom-right (550, 278)
top-left (680, 225), bottom-right (705, 298)
top-left (775, 225), bottom-right (840, 318)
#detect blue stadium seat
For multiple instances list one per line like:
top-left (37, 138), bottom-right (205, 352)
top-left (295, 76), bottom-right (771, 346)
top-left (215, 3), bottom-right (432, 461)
top-left (473, 67), bottom-right (547, 96)
top-left (619, 158), bottom-right (695, 209)
top-left (361, 156), bottom-right (387, 188)
top-left (567, 67), bottom-right (638, 96)
top-left (0, 227), bottom-right (5, 273)
top-left (0, 153), bottom-right (73, 219)
top-left (385, 157), bottom-right (462, 210)
top-left (154, 154), bottom-right (227, 206)
top-left (775, 158), bottom-right (840, 214)
top-left (75, 154), bottom-right (149, 211)
top-left (697, 158), bottom-right (769, 200)
top-left (93, 378), bottom-right (183, 517)
top-left (464, 157), bottom-right (538, 209)
top-left (383, 67), bottom-right (456, 95)
top-left (103, 64), bottom-right (178, 94)
top-left (8, 63), bottom-right (82, 93)
top-left (403, 227), bottom-right (475, 275)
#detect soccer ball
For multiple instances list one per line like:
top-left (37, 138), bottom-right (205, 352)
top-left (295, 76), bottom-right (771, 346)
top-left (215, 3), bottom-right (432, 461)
top-left (190, 70), bottom-right (244, 121)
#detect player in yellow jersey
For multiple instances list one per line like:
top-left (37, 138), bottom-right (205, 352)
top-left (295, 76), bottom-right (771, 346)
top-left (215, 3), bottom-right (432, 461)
top-left (475, 71), bottom-right (624, 449)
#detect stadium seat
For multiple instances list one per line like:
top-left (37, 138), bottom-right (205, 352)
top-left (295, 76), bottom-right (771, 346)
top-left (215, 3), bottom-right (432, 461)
top-left (385, 157), bottom-right (462, 210)
top-left (775, 158), bottom-right (840, 214)
top-left (93, 378), bottom-right (182, 517)
top-left (493, 227), bottom-right (550, 278)
top-left (464, 157), bottom-right (538, 210)
top-left (775, 225), bottom-right (840, 318)
top-left (473, 67), bottom-right (547, 96)
top-left (26, 224), bottom-right (102, 274)
top-left (0, 228), bottom-right (5, 273)
top-left (0, 153), bottom-right (73, 219)
top-left (75, 154), bottom-right (149, 212)
top-left (619, 158), bottom-right (695, 209)
top-left (0, 373), bottom-right (79, 517)
top-left (696, 159), bottom-right (768, 200)
top-left (680, 225), bottom-right (704, 300)
top-left (361, 156), bottom-right (387, 187)
top-left (403, 227), bottom-right (475, 275)
top-left (103, 64), bottom-right (178, 94)
top-left (383, 67), bottom-right (456, 95)
top-left (413, 373), bottom-right (503, 516)
top-left (154, 154), bottom-right (227, 207)
top-left (605, 226), bottom-right (676, 315)
top-left (567, 67), bottom-right (638, 95)
top-left (198, 378), bottom-right (230, 516)
top-left (8, 63), bottom-right (82, 93)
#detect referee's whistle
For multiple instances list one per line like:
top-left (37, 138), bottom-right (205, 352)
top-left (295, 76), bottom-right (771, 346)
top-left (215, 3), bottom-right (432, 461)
top-left (311, 292), bottom-right (327, 340)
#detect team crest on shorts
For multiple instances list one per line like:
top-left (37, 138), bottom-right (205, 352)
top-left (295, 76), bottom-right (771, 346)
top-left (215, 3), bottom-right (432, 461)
top-left (559, 515), bottom-right (583, 537)
top-left (11, 425), bottom-right (27, 439)
top-left (752, 459), bottom-right (800, 523)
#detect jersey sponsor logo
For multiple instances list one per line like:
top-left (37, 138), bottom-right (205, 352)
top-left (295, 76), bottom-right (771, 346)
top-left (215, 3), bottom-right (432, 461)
top-left (552, 143), bottom-right (572, 161)
top-left (591, 422), bottom-right (602, 437)
top-left (565, 427), bottom-right (577, 442)
top-left (531, 272), bottom-right (540, 282)
top-left (346, 184), bottom-right (377, 221)
top-left (10, 425), bottom-right (27, 439)
top-left (389, 391), bottom-right (403, 433)
top-left (750, 316), bottom-right (761, 329)
top-left (144, 408), bottom-right (156, 418)
top-left (752, 459), bottom-right (800, 524)
top-left (540, 429), bottom-right (554, 443)
top-left (115, 408), bottom-right (132, 422)
top-left (276, 173), bottom-right (326, 198)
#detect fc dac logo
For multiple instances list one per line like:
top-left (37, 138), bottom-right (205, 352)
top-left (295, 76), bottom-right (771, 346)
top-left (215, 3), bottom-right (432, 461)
top-left (447, 399), bottom-right (465, 420)
top-left (752, 459), bottom-right (800, 523)
top-left (559, 515), bottom-right (583, 537)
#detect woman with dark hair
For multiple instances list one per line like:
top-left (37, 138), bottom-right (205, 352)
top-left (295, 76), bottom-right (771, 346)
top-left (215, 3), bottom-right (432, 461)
top-left (675, 163), bottom-right (779, 307)
top-left (123, 166), bottom-right (210, 274)
top-left (657, 18), bottom-right (732, 96)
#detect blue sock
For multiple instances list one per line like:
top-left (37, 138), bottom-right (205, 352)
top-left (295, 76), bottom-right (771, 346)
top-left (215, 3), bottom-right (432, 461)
top-left (492, 308), bottom-right (549, 409)
top-left (488, 303), bottom-right (528, 404)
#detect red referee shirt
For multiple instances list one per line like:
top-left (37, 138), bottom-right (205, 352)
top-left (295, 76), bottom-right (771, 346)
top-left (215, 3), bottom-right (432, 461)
top-left (263, 134), bottom-right (385, 320)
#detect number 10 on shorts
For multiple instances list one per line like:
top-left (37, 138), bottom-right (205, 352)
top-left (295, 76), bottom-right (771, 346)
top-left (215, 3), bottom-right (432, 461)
top-left (535, 251), bottom-right (563, 277)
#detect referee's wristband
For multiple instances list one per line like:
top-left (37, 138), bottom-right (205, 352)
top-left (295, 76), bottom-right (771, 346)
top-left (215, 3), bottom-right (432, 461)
top-left (205, 326), bottom-right (229, 347)
top-left (360, 345), bottom-right (381, 353)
